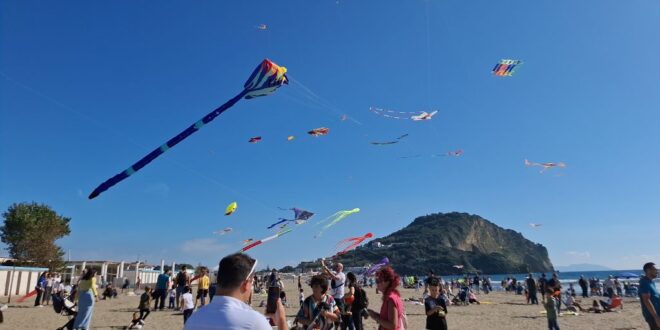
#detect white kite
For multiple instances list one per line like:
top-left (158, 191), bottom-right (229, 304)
top-left (529, 223), bottom-right (542, 228)
top-left (410, 110), bottom-right (438, 121)
top-left (213, 227), bottom-right (233, 235)
top-left (524, 159), bottom-right (566, 173)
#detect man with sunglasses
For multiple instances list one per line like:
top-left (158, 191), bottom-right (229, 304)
top-left (185, 253), bottom-right (288, 330)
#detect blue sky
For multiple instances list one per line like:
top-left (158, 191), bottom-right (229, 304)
top-left (1, 0), bottom-right (659, 271)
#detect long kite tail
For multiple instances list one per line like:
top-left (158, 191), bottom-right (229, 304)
top-left (88, 90), bottom-right (248, 199)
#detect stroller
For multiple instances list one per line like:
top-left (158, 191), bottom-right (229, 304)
top-left (52, 293), bottom-right (77, 330)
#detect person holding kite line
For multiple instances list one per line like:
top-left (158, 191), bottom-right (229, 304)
top-left (321, 259), bottom-right (348, 329)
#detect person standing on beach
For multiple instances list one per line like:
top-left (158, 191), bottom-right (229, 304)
top-left (579, 275), bottom-right (589, 298)
top-left (73, 269), bottom-right (99, 330)
top-left (321, 259), bottom-right (347, 330)
top-left (544, 288), bottom-right (560, 330)
top-left (424, 277), bottom-right (447, 330)
top-left (538, 274), bottom-right (547, 301)
top-left (184, 253), bottom-right (288, 330)
top-left (526, 274), bottom-right (538, 305)
top-left (547, 273), bottom-right (561, 310)
top-left (34, 271), bottom-right (47, 307)
top-left (196, 268), bottom-right (210, 307)
top-left (175, 266), bottom-right (190, 310)
top-left (639, 262), bottom-right (660, 330)
top-left (367, 267), bottom-right (405, 330)
top-left (139, 286), bottom-right (152, 322)
top-left (154, 270), bottom-right (171, 311)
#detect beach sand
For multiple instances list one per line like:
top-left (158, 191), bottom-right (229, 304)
top-left (1, 283), bottom-right (649, 329)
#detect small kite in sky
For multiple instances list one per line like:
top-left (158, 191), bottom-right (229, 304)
top-left (242, 238), bottom-right (254, 245)
top-left (256, 24), bottom-right (268, 30)
top-left (268, 207), bottom-right (315, 229)
top-left (492, 59), bottom-right (523, 77)
top-left (371, 133), bottom-right (409, 146)
top-left (213, 227), bottom-right (233, 235)
top-left (287, 136), bottom-right (295, 141)
top-left (364, 257), bottom-right (390, 276)
top-left (410, 110), bottom-right (438, 121)
top-left (529, 223), bottom-right (542, 228)
top-left (335, 232), bottom-right (373, 256)
top-left (340, 115), bottom-right (348, 121)
top-left (525, 159), bottom-right (567, 173)
top-left (88, 59), bottom-right (288, 199)
top-left (315, 208), bottom-right (360, 237)
top-left (248, 136), bottom-right (262, 143)
top-left (308, 127), bottom-right (329, 136)
top-left (453, 265), bottom-right (464, 269)
top-left (442, 149), bottom-right (464, 157)
top-left (225, 202), bottom-right (238, 216)
top-left (240, 229), bottom-right (292, 253)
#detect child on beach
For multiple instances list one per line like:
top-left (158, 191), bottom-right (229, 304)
top-left (168, 288), bottom-right (176, 309)
top-left (424, 277), bottom-right (448, 330)
top-left (139, 286), bottom-right (152, 322)
top-left (127, 312), bottom-right (145, 329)
top-left (180, 286), bottom-right (195, 324)
top-left (544, 288), bottom-right (560, 330)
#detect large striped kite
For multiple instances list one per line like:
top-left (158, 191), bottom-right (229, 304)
top-left (240, 228), bottom-right (292, 253)
top-left (89, 59), bottom-right (288, 199)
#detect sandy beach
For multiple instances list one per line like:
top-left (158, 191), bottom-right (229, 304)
top-left (1, 282), bottom-right (649, 330)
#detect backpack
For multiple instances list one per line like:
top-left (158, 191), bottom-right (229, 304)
top-left (176, 272), bottom-right (187, 286)
top-left (353, 287), bottom-right (369, 310)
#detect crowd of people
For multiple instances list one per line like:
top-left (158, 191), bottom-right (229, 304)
top-left (7, 259), bottom-right (660, 330)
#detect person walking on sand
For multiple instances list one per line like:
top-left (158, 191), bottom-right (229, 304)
top-left (196, 268), bottom-right (210, 307)
top-left (139, 286), bottom-right (152, 322)
top-left (73, 269), bottom-right (99, 330)
top-left (639, 262), bottom-right (660, 330)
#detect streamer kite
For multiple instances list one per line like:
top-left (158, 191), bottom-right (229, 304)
top-left (315, 208), bottom-right (360, 237)
top-left (492, 59), bottom-right (523, 77)
top-left (524, 159), bottom-right (566, 173)
top-left (213, 227), bottom-right (233, 235)
top-left (88, 59), bottom-right (288, 199)
top-left (248, 136), bottom-right (262, 143)
top-left (370, 107), bottom-right (438, 121)
top-left (364, 257), bottom-right (390, 276)
top-left (240, 229), bottom-right (292, 252)
top-left (371, 134), bottom-right (409, 146)
top-left (335, 232), bottom-right (373, 256)
top-left (308, 127), bottom-right (329, 136)
top-left (225, 202), bottom-right (238, 216)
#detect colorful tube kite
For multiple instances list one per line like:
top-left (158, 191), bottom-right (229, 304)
top-left (308, 127), bottom-right (329, 136)
top-left (364, 257), bottom-right (389, 276)
top-left (315, 208), bottom-right (360, 237)
top-left (248, 136), bottom-right (262, 143)
top-left (335, 232), bottom-right (373, 256)
top-left (88, 59), bottom-right (288, 199)
top-left (240, 228), bottom-right (292, 253)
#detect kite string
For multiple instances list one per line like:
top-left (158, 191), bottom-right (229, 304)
top-left (0, 71), bottom-right (275, 212)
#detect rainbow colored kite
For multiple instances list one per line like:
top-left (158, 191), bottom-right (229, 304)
top-left (88, 59), bottom-right (288, 199)
top-left (240, 228), bottom-right (292, 253)
top-left (492, 59), bottom-right (522, 77)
